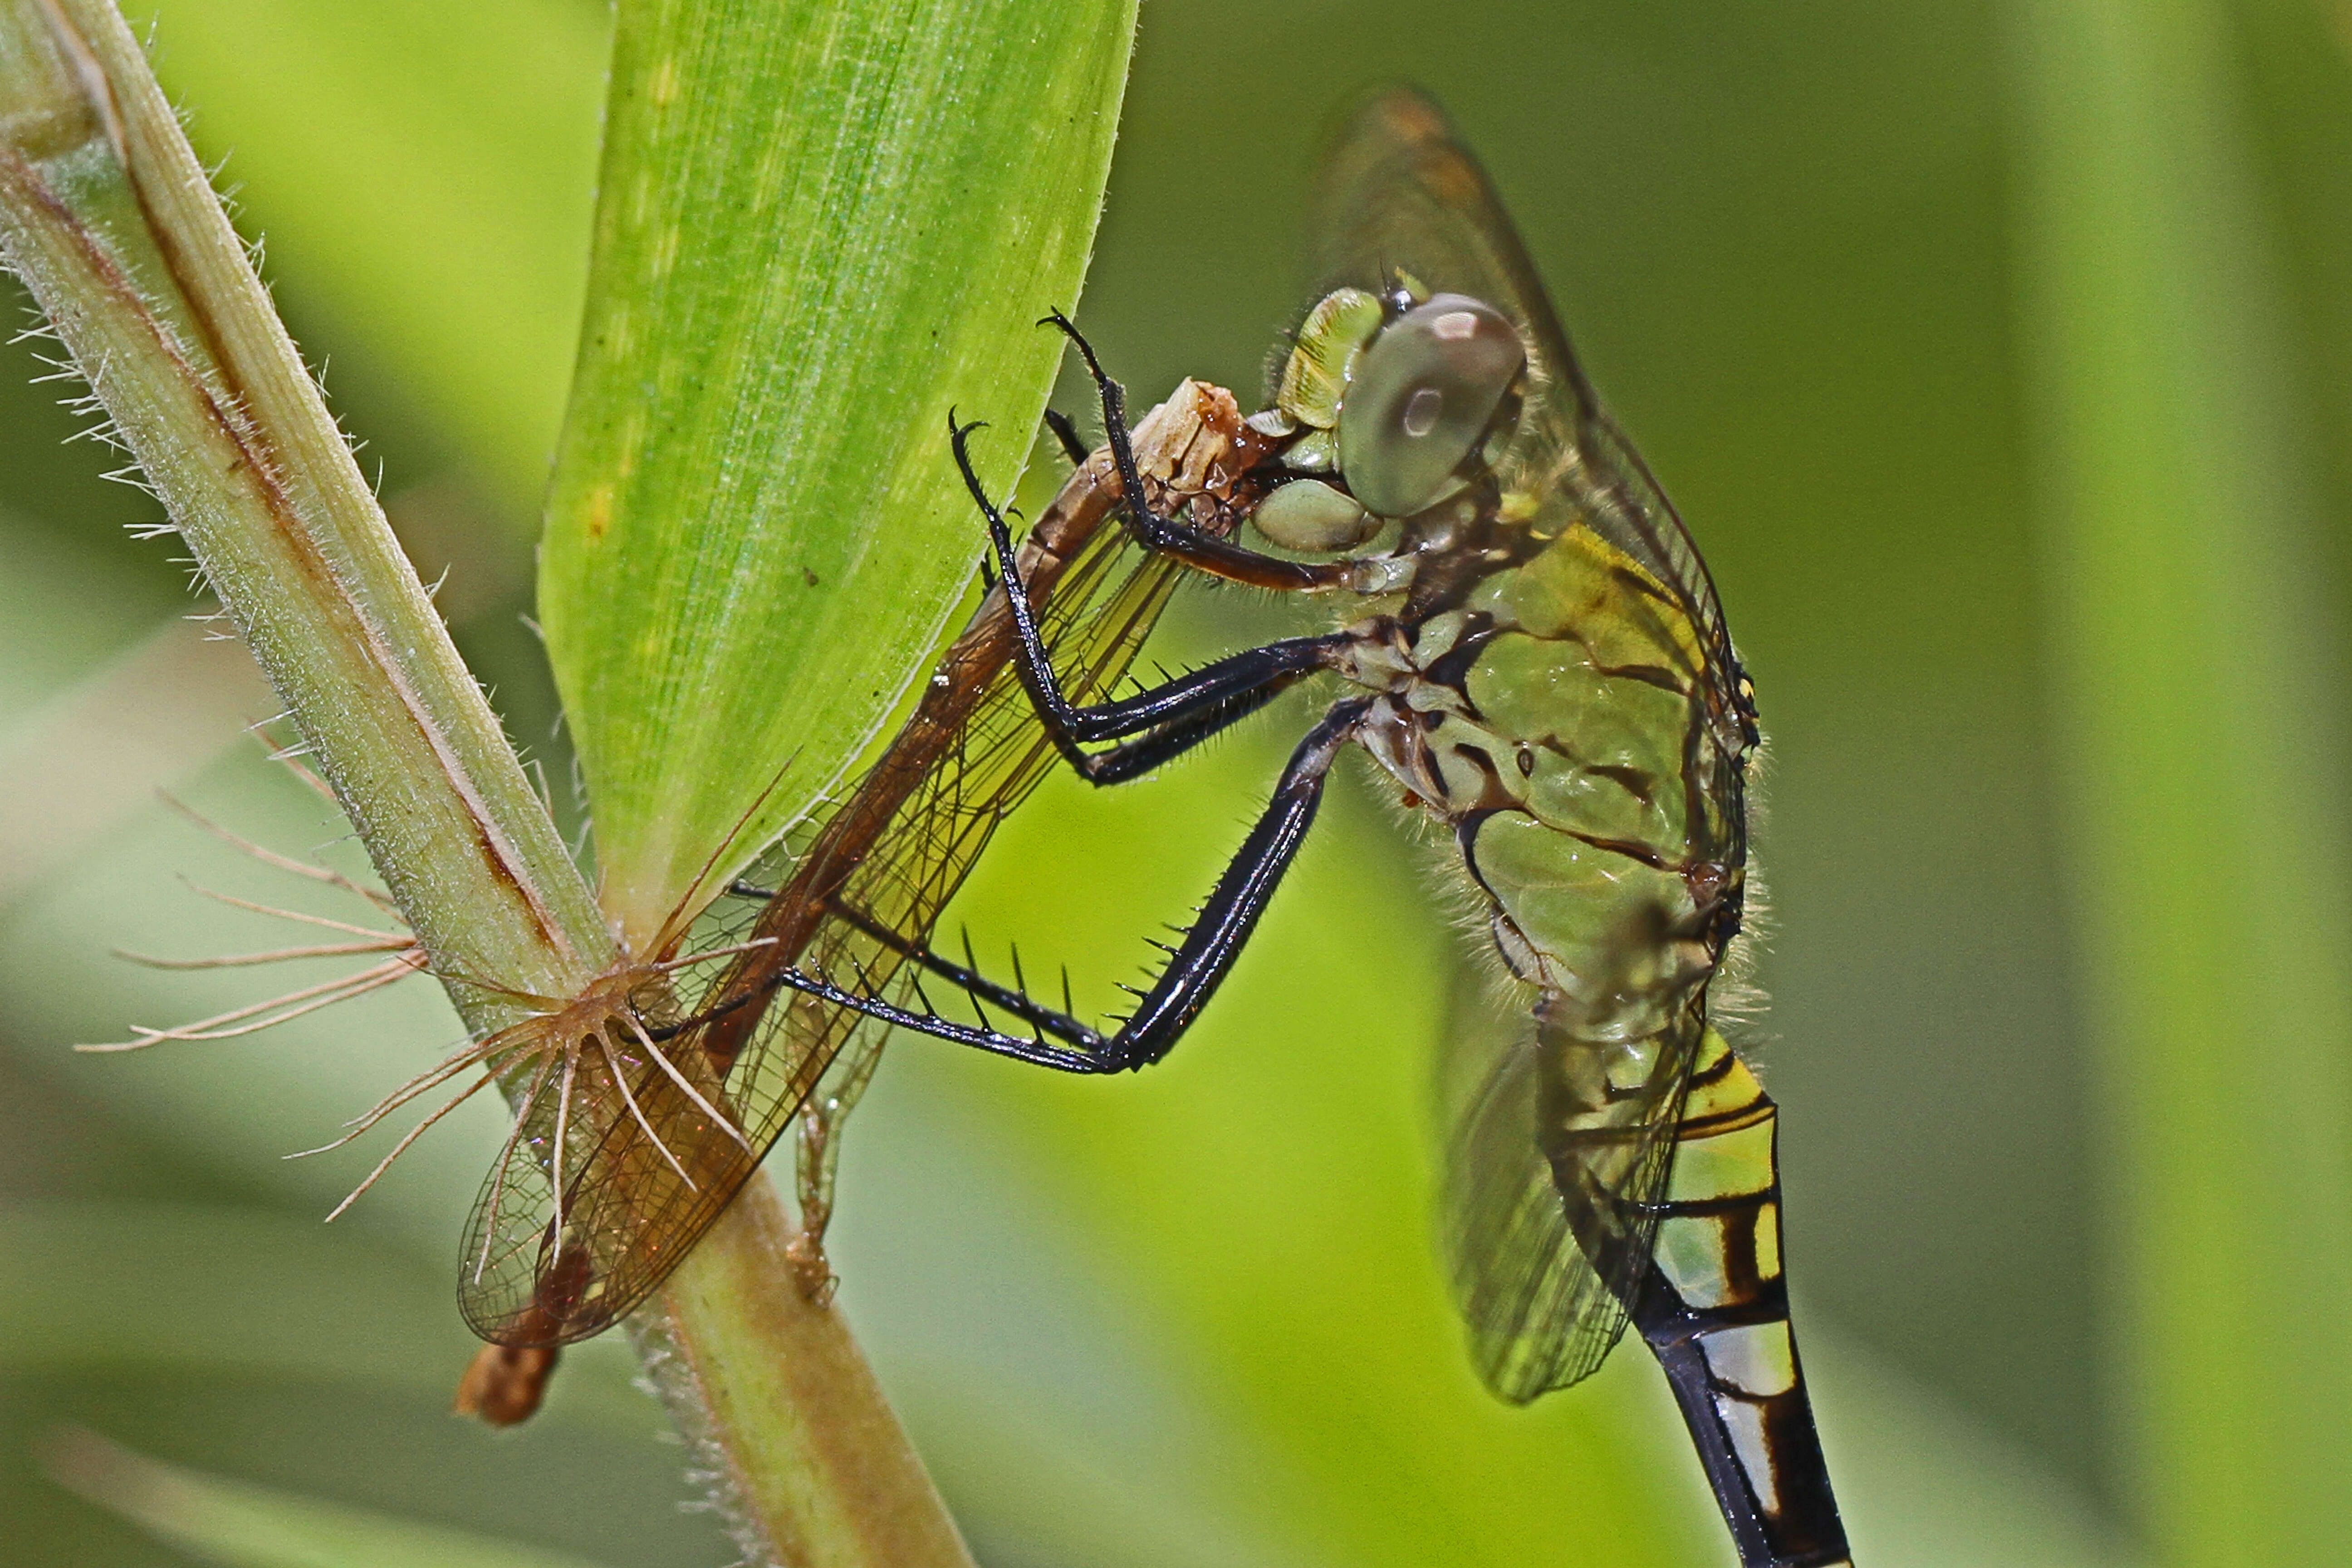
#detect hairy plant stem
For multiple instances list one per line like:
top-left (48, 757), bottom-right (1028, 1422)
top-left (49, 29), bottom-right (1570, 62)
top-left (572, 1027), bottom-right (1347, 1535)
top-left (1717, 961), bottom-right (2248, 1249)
top-left (0, 5), bottom-right (969, 1562)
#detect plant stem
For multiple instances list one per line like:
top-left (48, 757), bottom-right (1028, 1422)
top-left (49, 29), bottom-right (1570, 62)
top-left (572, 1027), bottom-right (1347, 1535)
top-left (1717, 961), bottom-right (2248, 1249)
top-left (633, 1181), bottom-right (975, 1568)
top-left (0, 0), bottom-right (608, 1013)
top-left (0, 5), bottom-right (972, 1562)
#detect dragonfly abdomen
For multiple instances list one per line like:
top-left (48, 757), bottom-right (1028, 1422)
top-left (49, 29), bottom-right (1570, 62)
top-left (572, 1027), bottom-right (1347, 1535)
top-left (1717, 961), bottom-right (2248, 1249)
top-left (1619, 1029), bottom-right (1853, 1568)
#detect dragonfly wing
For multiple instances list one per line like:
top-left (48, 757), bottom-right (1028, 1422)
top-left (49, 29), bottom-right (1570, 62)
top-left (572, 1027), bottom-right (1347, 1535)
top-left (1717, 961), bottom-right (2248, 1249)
top-left (1441, 974), bottom-right (1699, 1402)
top-left (457, 999), bottom-right (765, 1345)
top-left (1309, 88), bottom-right (1737, 693)
top-left (1443, 992), bottom-right (1630, 1400)
top-left (713, 500), bottom-right (1208, 1177)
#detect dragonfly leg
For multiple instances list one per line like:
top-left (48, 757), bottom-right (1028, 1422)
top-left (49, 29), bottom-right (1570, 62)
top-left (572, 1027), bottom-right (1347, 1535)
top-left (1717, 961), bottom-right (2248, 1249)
top-left (773, 698), bottom-right (1368, 1074)
top-left (955, 416), bottom-right (1364, 785)
top-left (952, 414), bottom-right (1354, 782)
top-left (784, 1102), bottom-right (845, 1304)
top-left (821, 899), bottom-right (1095, 1048)
top-left (1038, 311), bottom-right (1359, 593)
top-left (1042, 631), bottom-right (1353, 787)
top-left (971, 406), bottom-right (1092, 594)
top-left (1042, 406), bottom-right (1090, 467)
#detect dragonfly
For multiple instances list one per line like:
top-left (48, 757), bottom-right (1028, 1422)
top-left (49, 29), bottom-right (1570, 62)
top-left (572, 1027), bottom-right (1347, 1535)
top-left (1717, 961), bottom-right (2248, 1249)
top-left (443, 379), bottom-right (1276, 1422)
top-left (764, 88), bottom-right (1854, 1567)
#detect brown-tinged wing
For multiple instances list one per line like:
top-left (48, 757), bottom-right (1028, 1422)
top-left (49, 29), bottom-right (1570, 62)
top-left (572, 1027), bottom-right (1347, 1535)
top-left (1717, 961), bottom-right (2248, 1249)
top-left (458, 387), bottom-right (1260, 1345)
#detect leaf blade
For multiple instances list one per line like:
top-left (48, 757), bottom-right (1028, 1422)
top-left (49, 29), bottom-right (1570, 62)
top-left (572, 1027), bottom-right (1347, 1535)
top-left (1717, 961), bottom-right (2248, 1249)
top-left (2004, 0), bottom-right (2352, 1558)
top-left (540, 0), bottom-right (1143, 939)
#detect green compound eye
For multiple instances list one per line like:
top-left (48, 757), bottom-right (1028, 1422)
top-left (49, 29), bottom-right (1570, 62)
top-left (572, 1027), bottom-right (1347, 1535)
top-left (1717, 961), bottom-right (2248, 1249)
top-left (1277, 287), bottom-right (1385, 429)
top-left (1338, 293), bottom-right (1524, 519)
top-left (1250, 477), bottom-right (1376, 553)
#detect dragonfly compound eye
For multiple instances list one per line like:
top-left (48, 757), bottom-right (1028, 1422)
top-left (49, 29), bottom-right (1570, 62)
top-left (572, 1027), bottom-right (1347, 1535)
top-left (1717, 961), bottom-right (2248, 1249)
top-left (1338, 294), bottom-right (1524, 519)
top-left (1276, 287), bottom-right (1386, 430)
top-left (1250, 477), bottom-right (1376, 553)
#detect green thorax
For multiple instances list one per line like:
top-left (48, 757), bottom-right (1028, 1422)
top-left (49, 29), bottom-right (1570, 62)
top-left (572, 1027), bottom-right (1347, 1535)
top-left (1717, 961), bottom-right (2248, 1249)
top-left (1338, 525), bottom-right (1744, 1028)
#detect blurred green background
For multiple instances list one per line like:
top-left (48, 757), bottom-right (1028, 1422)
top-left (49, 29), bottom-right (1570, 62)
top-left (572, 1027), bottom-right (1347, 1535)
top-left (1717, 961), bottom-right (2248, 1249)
top-left (5, 1), bottom-right (2347, 1563)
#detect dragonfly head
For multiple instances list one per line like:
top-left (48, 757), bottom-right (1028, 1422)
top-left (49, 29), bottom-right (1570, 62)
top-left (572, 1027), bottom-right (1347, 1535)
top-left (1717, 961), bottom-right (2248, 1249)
top-left (1252, 284), bottom-right (1530, 558)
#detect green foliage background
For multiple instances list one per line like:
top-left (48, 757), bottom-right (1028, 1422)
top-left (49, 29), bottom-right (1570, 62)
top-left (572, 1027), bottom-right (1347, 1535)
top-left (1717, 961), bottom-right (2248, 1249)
top-left (4, 1), bottom-right (2347, 1564)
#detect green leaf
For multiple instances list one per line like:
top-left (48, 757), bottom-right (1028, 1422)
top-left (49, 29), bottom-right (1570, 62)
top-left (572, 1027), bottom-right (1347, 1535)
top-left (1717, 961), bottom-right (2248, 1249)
top-left (2004, 1), bottom-right (2352, 1560)
top-left (538, 0), bottom-right (1140, 939)
top-left (47, 1427), bottom-right (617, 1568)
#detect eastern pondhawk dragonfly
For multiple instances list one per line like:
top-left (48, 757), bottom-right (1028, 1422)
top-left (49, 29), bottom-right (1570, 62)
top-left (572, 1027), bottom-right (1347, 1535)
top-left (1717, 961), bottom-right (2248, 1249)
top-left (766, 89), bottom-right (1854, 1567)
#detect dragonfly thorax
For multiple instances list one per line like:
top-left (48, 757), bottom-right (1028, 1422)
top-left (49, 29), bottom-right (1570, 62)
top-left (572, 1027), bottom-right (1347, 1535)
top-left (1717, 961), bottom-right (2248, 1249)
top-left (1331, 512), bottom-right (1746, 1045)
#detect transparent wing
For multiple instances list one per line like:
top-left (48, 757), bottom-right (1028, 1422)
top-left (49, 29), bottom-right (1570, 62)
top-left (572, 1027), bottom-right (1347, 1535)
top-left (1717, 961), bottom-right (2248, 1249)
top-left (1440, 970), bottom-right (1705, 1402)
top-left (460, 386), bottom-right (1264, 1345)
top-left (455, 999), bottom-right (750, 1344)
top-left (1309, 88), bottom-right (1739, 699)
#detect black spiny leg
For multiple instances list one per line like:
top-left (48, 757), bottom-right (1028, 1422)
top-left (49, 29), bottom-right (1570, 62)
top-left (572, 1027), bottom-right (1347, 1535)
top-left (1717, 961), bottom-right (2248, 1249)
top-left (771, 699), bottom-right (1370, 1075)
top-left (824, 901), bottom-right (1094, 1047)
top-left (711, 888), bottom-right (1095, 1049)
top-left (970, 407), bottom-right (1086, 594)
top-left (1043, 406), bottom-right (1091, 467)
top-left (951, 416), bottom-right (1354, 784)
